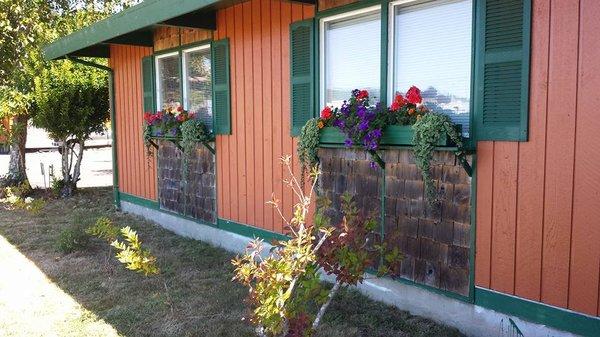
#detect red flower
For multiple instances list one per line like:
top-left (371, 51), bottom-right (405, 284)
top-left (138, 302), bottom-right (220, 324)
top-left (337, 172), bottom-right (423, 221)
top-left (356, 90), bottom-right (369, 100)
top-left (321, 106), bottom-right (333, 119)
top-left (177, 106), bottom-right (184, 112)
top-left (390, 93), bottom-right (406, 111)
top-left (406, 86), bottom-right (422, 104)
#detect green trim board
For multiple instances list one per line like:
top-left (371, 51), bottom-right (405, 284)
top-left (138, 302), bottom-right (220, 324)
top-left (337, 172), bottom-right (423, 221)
top-left (475, 287), bottom-right (600, 337)
top-left (217, 219), bottom-right (289, 242)
top-left (119, 192), bottom-right (160, 209)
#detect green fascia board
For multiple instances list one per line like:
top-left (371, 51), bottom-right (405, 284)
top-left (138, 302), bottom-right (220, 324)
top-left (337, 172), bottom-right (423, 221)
top-left (43, 0), bottom-right (222, 60)
top-left (476, 287), bottom-right (600, 337)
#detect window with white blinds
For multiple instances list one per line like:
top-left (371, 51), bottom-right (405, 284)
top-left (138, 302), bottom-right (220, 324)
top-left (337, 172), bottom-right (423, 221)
top-left (183, 45), bottom-right (213, 129)
top-left (390, 0), bottom-right (473, 137)
top-left (155, 52), bottom-right (182, 110)
top-left (321, 6), bottom-right (381, 108)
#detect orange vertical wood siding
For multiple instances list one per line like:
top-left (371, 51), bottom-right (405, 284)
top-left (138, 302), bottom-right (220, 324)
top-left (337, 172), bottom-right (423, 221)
top-left (214, 0), bottom-right (314, 233)
top-left (110, 45), bottom-right (157, 200)
top-left (476, 0), bottom-right (600, 316)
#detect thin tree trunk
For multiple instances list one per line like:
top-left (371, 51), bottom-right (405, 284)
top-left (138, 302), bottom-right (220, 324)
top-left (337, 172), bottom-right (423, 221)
top-left (312, 281), bottom-right (341, 329)
top-left (71, 139), bottom-right (84, 187)
top-left (6, 114), bottom-right (27, 185)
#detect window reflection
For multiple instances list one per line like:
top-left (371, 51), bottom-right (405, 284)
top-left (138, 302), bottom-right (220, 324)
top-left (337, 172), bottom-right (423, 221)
top-left (156, 53), bottom-right (181, 110)
top-left (183, 46), bottom-right (212, 129)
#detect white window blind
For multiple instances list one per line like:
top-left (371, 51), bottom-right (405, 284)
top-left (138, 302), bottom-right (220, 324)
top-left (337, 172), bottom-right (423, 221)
top-left (391, 0), bottom-right (473, 136)
top-left (322, 8), bottom-right (381, 107)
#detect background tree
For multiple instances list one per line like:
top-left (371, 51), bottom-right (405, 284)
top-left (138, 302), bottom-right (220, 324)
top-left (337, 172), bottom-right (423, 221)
top-left (0, 0), bottom-right (50, 186)
top-left (32, 61), bottom-right (109, 196)
top-left (0, 0), bottom-right (141, 186)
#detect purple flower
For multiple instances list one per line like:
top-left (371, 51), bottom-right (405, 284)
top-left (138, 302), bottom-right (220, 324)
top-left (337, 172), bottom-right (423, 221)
top-left (370, 161), bottom-right (378, 169)
top-left (333, 119), bottom-right (345, 129)
top-left (371, 128), bottom-right (382, 139)
top-left (357, 105), bottom-right (368, 119)
top-left (351, 89), bottom-right (360, 97)
top-left (344, 138), bottom-right (353, 147)
top-left (358, 119), bottom-right (370, 132)
top-left (169, 128), bottom-right (178, 137)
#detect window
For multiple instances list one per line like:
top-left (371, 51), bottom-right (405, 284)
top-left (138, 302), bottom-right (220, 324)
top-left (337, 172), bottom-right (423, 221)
top-left (155, 52), bottom-right (182, 110)
top-left (182, 45), bottom-right (213, 128)
top-left (320, 6), bottom-right (381, 108)
top-left (389, 0), bottom-right (473, 137)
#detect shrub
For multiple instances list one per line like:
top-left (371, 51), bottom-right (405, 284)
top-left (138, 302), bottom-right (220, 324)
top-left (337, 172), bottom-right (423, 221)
top-left (55, 224), bottom-right (89, 254)
top-left (50, 177), bottom-right (66, 196)
top-left (86, 216), bottom-right (119, 242)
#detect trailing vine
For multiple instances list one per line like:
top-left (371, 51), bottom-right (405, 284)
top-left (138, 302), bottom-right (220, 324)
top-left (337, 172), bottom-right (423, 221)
top-left (180, 119), bottom-right (213, 177)
top-left (412, 112), bottom-right (464, 204)
top-left (297, 118), bottom-right (320, 187)
top-left (143, 125), bottom-right (155, 159)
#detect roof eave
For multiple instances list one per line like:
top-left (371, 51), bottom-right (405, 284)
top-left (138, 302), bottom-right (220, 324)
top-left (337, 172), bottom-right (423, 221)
top-left (43, 0), bottom-right (223, 60)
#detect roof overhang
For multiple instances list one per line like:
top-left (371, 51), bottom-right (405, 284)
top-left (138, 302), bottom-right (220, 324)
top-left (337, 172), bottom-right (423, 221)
top-left (44, 0), bottom-right (316, 60)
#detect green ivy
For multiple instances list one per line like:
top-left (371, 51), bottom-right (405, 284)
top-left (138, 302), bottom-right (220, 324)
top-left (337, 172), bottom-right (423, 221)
top-left (297, 118), bottom-right (320, 185)
top-left (180, 119), bottom-right (213, 176)
top-left (412, 113), bottom-right (464, 204)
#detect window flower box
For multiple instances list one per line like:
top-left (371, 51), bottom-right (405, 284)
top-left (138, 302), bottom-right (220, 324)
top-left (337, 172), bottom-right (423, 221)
top-left (319, 125), bottom-right (448, 146)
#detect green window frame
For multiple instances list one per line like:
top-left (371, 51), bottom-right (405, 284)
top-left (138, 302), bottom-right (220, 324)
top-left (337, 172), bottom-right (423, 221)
top-left (313, 0), bottom-right (531, 144)
top-left (148, 39), bottom-right (231, 135)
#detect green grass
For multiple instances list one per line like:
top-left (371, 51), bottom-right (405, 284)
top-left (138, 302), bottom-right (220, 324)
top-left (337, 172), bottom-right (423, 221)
top-left (0, 187), bottom-right (464, 337)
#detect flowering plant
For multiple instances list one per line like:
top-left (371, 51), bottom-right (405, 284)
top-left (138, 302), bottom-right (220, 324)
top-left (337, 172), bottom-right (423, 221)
top-left (318, 89), bottom-right (387, 167)
top-left (386, 85), bottom-right (429, 126)
top-left (143, 106), bottom-right (194, 138)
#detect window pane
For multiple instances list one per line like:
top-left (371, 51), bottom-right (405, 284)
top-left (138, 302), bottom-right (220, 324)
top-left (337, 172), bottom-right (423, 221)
top-left (156, 54), bottom-right (181, 110)
top-left (324, 9), bottom-right (381, 107)
top-left (393, 0), bottom-right (472, 137)
top-left (184, 47), bottom-right (213, 128)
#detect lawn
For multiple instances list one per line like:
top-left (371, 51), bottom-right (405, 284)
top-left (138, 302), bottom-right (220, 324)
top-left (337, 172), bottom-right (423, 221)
top-left (0, 187), bottom-right (464, 337)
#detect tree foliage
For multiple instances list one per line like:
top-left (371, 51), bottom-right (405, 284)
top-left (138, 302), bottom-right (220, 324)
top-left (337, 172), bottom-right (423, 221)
top-left (0, 0), bottom-right (140, 185)
top-left (33, 61), bottom-right (108, 142)
top-left (32, 60), bottom-right (109, 194)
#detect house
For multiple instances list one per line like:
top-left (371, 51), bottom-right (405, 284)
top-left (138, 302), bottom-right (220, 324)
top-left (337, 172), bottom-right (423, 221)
top-left (43, 0), bottom-right (600, 336)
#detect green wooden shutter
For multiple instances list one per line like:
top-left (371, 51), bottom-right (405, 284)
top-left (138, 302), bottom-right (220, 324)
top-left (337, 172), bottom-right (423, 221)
top-left (141, 56), bottom-right (155, 113)
top-left (290, 19), bottom-right (315, 136)
top-left (211, 38), bottom-right (231, 135)
top-left (473, 0), bottom-right (531, 141)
